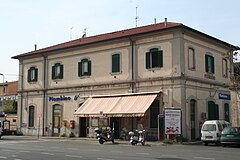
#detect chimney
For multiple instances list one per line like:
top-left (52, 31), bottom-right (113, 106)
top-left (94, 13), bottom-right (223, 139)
top-left (34, 44), bottom-right (37, 51)
top-left (164, 18), bottom-right (167, 27)
top-left (154, 18), bottom-right (157, 24)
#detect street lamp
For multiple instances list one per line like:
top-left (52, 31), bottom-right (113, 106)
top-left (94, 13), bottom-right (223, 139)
top-left (0, 73), bottom-right (4, 112)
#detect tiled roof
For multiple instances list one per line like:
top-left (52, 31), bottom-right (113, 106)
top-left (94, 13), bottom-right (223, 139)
top-left (0, 81), bottom-right (18, 96)
top-left (12, 22), bottom-right (181, 59)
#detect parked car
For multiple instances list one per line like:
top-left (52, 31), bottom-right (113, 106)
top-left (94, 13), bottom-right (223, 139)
top-left (220, 126), bottom-right (240, 147)
top-left (201, 120), bottom-right (230, 145)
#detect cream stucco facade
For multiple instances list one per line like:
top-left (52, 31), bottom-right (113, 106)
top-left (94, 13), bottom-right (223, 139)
top-left (13, 22), bottom-right (239, 141)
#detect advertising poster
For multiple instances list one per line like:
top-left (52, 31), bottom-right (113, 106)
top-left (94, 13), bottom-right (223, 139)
top-left (164, 109), bottom-right (181, 135)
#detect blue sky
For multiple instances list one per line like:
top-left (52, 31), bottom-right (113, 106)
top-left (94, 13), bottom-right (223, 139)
top-left (1, 0), bottom-right (240, 81)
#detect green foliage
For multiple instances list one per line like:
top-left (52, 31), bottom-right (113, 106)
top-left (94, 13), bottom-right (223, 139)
top-left (2, 99), bottom-right (17, 114)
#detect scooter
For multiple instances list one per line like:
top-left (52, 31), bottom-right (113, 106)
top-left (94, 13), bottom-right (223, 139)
top-left (94, 127), bottom-right (114, 144)
top-left (128, 129), bottom-right (145, 145)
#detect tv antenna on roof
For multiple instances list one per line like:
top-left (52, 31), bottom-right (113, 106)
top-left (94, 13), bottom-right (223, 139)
top-left (135, 6), bottom-right (139, 27)
top-left (70, 27), bottom-right (73, 40)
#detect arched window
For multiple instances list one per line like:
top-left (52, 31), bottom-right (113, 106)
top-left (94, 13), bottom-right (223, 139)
top-left (208, 101), bottom-right (219, 120)
top-left (190, 99), bottom-right (196, 140)
top-left (224, 103), bottom-right (230, 122)
top-left (28, 106), bottom-right (35, 127)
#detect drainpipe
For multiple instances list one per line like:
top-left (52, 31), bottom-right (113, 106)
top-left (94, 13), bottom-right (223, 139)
top-left (19, 60), bottom-right (24, 133)
top-left (129, 37), bottom-right (136, 131)
top-left (42, 55), bottom-right (48, 136)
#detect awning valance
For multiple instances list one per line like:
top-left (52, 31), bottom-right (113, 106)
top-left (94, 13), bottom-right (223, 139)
top-left (74, 93), bottom-right (158, 117)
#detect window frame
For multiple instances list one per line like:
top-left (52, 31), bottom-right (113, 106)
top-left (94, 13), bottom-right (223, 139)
top-left (111, 53), bottom-right (121, 73)
top-left (188, 48), bottom-right (196, 70)
top-left (27, 67), bottom-right (38, 82)
top-left (146, 48), bottom-right (163, 69)
top-left (28, 105), bottom-right (35, 127)
top-left (222, 58), bottom-right (228, 78)
top-left (205, 54), bottom-right (215, 74)
top-left (52, 63), bottom-right (64, 80)
top-left (78, 58), bottom-right (91, 77)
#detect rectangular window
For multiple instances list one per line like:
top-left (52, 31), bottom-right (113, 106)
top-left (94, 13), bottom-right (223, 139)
top-left (222, 58), bottom-right (228, 77)
top-left (27, 67), bottom-right (38, 82)
top-left (112, 53), bottom-right (120, 73)
top-left (188, 48), bottom-right (195, 70)
top-left (52, 63), bottom-right (63, 79)
top-left (78, 59), bottom-right (91, 77)
top-left (146, 48), bottom-right (163, 69)
top-left (29, 106), bottom-right (35, 127)
top-left (205, 54), bottom-right (215, 74)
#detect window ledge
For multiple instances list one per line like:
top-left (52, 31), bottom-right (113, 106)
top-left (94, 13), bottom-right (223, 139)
top-left (204, 73), bottom-right (215, 80)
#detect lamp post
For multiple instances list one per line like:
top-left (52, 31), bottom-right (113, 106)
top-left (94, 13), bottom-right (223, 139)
top-left (0, 73), bottom-right (4, 112)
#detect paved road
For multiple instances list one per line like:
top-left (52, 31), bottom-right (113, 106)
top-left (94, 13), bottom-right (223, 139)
top-left (0, 136), bottom-right (240, 160)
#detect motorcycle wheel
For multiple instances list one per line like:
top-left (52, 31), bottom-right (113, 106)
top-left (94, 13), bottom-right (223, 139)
top-left (99, 139), bottom-right (104, 144)
top-left (141, 141), bottom-right (145, 146)
top-left (131, 141), bottom-right (136, 145)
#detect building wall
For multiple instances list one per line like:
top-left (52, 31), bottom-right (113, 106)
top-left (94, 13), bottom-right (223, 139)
top-left (17, 28), bottom-right (233, 140)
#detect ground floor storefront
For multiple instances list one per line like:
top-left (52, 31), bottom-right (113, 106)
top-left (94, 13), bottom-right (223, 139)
top-left (17, 80), bottom-right (231, 141)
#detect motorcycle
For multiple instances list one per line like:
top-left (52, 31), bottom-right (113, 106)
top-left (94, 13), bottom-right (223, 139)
top-left (94, 127), bottom-right (114, 144)
top-left (128, 129), bottom-right (145, 145)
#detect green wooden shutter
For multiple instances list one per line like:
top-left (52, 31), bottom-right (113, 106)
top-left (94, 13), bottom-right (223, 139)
top-left (146, 52), bottom-right (150, 69)
top-left (158, 50), bottom-right (163, 67)
top-left (27, 69), bottom-right (31, 82)
top-left (60, 64), bottom-right (63, 79)
top-left (35, 68), bottom-right (38, 81)
top-left (205, 55), bottom-right (208, 73)
top-left (112, 54), bottom-right (120, 73)
top-left (88, 60), bottom-right (91, 76)
top-left (52, 65), bottom-right (55, 79)
top-left (211, 57), bottom-right (215, 74)
top-left (78, 62), bottom-right (82, 77)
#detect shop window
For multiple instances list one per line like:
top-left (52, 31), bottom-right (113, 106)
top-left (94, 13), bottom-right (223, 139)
top-left (27, 67), bottom-right (38, 82)
top-left (222, 58), bottom-right (228, 77)
top-left (188, 48), bottom-right (195, 70)
top-left (52, 63), bottom-right (64, 79)
top-left (78, 58), bottom-right (91, 77)
top-left (146, 48), bottom-right (163, 69)
top-left (150, 100), bottom-right (159, 128)
top-left (205, 54), bottom-right (215, 74)
top-left (112, 53), bottom-right (121, 73)
top-left (28, 105), bottom-right (35, 127)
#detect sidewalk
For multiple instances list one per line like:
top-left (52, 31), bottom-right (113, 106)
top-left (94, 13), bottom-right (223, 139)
top-left (7, 135), bottom-right (202, 146)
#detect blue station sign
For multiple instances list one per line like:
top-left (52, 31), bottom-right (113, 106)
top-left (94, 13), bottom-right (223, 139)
top-left (218, 93), bottom-right (231, 100)
top-left (49, 96), bottom-right (71, 102)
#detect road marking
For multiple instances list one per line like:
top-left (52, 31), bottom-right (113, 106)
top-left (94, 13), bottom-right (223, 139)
top-left (14, 159), bottom-right (22, 160)
top-left (88, 149), bottom-right (100, 152)
top-left (0, 156), bottom-right (7, 159)
top-left (67, 148), bottom-right (79, 150)
top-left (65, 155), bottom-right (83, 158)
top-left (194, 157), bottom-right (215, 160)
top-left (136, 152), bottom-right (149, 155)
top-left (40, 152), bottom-right (54, 156)
top-left (110, 151), bottom-right (122, 153)
top-left (18, 151), bottom-right (30, 153)
top-left (97, 158), bottom-right (115, 160)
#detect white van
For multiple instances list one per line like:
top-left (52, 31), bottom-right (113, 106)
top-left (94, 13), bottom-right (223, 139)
top-left (201, 120), bottom-right (230, 145)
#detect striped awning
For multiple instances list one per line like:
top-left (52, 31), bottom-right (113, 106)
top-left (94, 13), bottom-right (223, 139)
top-left (74, 92), bottom-right (158, 117)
